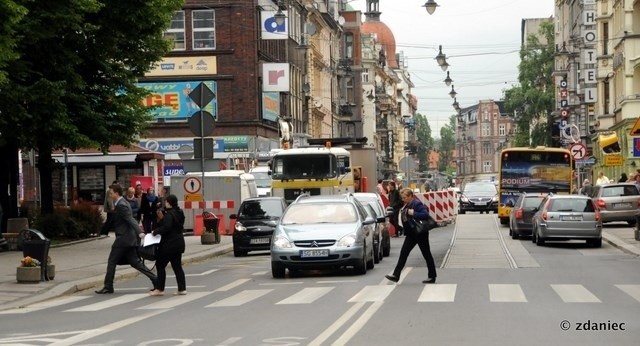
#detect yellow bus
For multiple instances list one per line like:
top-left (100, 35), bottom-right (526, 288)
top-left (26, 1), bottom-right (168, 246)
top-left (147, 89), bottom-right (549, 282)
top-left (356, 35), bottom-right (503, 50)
top-left (497, 146), bottom-right (573, 225)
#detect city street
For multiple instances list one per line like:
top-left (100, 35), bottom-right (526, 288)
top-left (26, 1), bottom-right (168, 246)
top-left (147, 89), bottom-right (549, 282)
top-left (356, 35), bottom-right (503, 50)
top-left (0, 213), bottom-right (638, 345)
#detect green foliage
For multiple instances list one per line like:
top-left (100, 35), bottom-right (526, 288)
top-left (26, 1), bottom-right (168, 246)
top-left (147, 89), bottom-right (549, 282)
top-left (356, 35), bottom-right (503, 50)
top-left (503, 20), bottom-right (555, 147)
top-left (33, 204), bottom-right (102, 240)
top-left (414, 113), bottom-right (434, 172)
top-left (0, 0), bottom-right (26, 86)
top-left (438, 115), bottom-right (456, 171)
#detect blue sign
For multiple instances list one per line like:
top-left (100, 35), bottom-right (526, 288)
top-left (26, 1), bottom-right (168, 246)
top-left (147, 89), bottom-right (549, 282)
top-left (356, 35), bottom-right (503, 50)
top-left (164, 165), bottom-right (185, 176)
top-left (634, 138), bottom-right (640, 157)
top-left (140, 138), bottom-right (225, 153)
top-left (137, 81), bottom-right (218, 119)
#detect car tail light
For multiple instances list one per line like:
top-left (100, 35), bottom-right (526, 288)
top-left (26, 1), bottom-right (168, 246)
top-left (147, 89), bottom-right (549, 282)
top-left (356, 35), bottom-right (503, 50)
top-left (596, 198), bottom-right (606, 209)
top-left (541, 211), bottom-right (548, 220)
top-left (514, 208), bottom-right (523, 219)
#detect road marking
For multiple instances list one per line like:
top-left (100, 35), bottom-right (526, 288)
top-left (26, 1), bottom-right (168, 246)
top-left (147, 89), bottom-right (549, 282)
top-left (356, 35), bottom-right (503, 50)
top-left (215, 279), bottom-right (250, 292)
top-left (418, 284), bottom-right (457, 302)
top-left (183, 269), bottom-right (219, 277)
top-left (276, 287), bottom-right (334, 305)
top-left (206, 289), bottom-right (272, 307)
top-left (252, 270), bottom-right (269, 275)
top-left (259, 281), bottom-right (304, 286)
top-left (616, 284), bottom-right (640, 302)
top-left (551, 284), bottom-right (601, 303)
top-left (308, 302), bottom-right (366, 346)
top-left (333, 302), bottom-right (383, 345)
top-left (65, 294), bottom-right (148, 312)
top-left (0, 296), bottom-right (91, 314)
top-left (216, 337), bottom-right (243, 345)
top-left (489, 284), bottom-right (527, 302)
top-left (316, 280), bottom-right (359, 284)
top-left (348, 285), bottom-right (395, 302)
top-left (137, 292), bottom-right (214, 309)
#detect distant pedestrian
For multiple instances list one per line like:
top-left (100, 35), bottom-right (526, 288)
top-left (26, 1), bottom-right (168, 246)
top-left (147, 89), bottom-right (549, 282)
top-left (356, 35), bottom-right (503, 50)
top-left (618, 173), bottom-right (628, 183)
top-left (95, 183), bottom-right (158, 294)
top-left (124, 187), bottom-right (139, 219)
top-left (385, 188), bottom-right (437, 284)
top-left (579, 179), bottom-right (593, 196)
top-left (139, 187), bottom-right (160, 233)
top-left (377, 179), bottom-right (385, 196)
top-left (149, 195), bottom-right (187, 296)
top-left (595, 171), bottom-right (610, 186)
top-left (388, 181), bottom-right (403, 237)
top-left (635, 174), bottom-right (640, 193)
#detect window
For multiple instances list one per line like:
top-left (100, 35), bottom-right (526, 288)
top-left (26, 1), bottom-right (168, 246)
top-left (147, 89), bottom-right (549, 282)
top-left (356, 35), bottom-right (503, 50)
top-left (481, 123), bottom-right (490, 136)
top-left (193, 10), bottom-right (215, 49)
top-left (345, 33), bottom-right (354, 59)
top-left (362, 68), bottom-right (369, 83)
top-left (499, 124), bottom-right (506, 136)
top-left (483, 161), bottom-right (492, 173)
top-left (483, 110), bottom-right (489, 121)
top-left (164, 11), bottom-right (185, 50)
top-left (482, 142), bottom-right (492, 155)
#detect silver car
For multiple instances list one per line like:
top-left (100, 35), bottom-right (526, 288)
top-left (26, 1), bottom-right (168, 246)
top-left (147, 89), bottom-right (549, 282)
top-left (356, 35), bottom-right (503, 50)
top-left (270, 194), bottom-right (376, 278)
top-left (590, 183), bottom-right (640, 225)
top-left (354, 192), bottom-right (391, 260)
top-left (531, 194), bottom-right (602, 247)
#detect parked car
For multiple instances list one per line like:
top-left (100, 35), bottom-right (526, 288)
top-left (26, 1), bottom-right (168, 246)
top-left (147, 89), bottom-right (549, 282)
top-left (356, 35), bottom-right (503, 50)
top-left (531, 194), bottom-right (602, 247)
top-left (353, 192), bottom-right (391, 259)
top-left (590, 183), bottom-right (640, 225)
top-left (230, 197), bottom-right (287, 257)
top-left (270, 193), bottom-right (376, 278)
top-left (509, 193), bottom-right (547, 239)
top-left (458, 181), bottom-right (499, 214)
top-left (363, 204), bottom-right (384, 263)
top-left (249, 165), bottom-right (272, 197)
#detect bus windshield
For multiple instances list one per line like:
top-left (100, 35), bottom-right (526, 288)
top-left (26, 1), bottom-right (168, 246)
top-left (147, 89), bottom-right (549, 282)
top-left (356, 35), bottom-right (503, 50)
top-left (271, 154), bottom-right (338, 180)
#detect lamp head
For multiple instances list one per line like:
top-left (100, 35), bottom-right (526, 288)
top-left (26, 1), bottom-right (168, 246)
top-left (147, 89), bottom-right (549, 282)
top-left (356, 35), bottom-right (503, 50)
top-left (423, 0), bottom-right (439, 15)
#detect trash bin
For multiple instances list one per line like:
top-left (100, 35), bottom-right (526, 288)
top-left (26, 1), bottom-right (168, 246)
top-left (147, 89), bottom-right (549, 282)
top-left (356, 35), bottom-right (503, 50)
top-left (18, 229), bottom-right (50, 282)
top-left (202, 211), bottom-right (220, 244)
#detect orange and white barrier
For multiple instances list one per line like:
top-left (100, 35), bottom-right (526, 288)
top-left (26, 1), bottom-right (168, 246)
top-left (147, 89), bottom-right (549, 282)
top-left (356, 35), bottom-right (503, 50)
top-left (178, 200), bottom-right (235, 210)
top-left (179, 200), bottom-right (236, 235)
top-left (416, 190), bottom-right (457, 225)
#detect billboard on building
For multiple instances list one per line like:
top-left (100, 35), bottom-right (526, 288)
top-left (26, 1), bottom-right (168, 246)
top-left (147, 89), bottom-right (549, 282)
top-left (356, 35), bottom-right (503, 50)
top-left (262, 63), bottom-right (289, 92)
top-left (138, 81), bottom-right (218, 119)
top-left (261, 10), bottom-right (288, 40)
top-left (262, 92), bottom-right (280, 122)
top-left (146, 57), bottom-right (217, 77)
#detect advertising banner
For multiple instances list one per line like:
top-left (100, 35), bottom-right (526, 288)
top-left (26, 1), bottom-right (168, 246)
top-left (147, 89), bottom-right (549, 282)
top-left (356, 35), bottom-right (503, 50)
top-left (262, 92), bottom-right (280, 121)
top-left (146, 57), bottom-right (217, 77)
top-left (262, 63), bottom-right (289, 92)
top-left (138, 81), bottom-right (217, 119)
top-left (261, 10), bottom-right (288, 40)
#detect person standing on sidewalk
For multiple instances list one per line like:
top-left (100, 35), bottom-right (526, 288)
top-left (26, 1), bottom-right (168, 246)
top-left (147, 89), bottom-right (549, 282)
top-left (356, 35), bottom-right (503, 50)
top-left (95, 183), bottom-right (158, 294)
top-left (385, 188), bottom-right (437, 284)
top-left (99, 180), bottom-right (119, 237)
top-left (149, 194), bottom-right (187, 296)
top-left (139, 187), bottom-right (160, 233)
top-left (388, 181), bottom-right (403, 237)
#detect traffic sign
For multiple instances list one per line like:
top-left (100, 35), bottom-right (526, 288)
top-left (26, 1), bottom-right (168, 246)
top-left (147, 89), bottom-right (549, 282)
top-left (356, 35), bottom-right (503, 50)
top-left (570, 143), bottom-right (587, 160)
top-left (603, 154), bottom-right (623, 166)
top-left (183, 177), bottom-right (202, 194)
top-left (184, 193), bottom-right (203, 202)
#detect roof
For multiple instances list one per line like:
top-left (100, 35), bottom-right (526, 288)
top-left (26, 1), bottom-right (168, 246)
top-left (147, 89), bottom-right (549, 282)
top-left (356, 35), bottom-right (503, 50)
top-left (273, 147), bottom-right (350, 156)
top-left (362, 20), bottom-right (397, 68)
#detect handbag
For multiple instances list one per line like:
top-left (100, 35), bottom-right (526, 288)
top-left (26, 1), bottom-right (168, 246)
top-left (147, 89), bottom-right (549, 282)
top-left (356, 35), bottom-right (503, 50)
top-left (138, 233), bottom-right (161, 261)
top-left (412, 215), bottom-right (438, 235)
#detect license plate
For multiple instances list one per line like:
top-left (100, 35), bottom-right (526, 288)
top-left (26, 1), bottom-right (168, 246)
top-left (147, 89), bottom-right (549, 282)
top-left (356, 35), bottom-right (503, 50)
top-left (475, 202), bottom-right (487, 206)
top-left (250, 238), bottom-right (270, 244)
top-left (615, 203), bottom-right (632, 208)
top-left (562, 216), bottom-right (582, 221)
top-left (300, 249), bottom-right (329, 258)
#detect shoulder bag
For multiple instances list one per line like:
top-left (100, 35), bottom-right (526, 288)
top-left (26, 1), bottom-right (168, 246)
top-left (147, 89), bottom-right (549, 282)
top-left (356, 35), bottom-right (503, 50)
top-left (412, 214), bottom-right (438, 235)
top-left (138, 233), bottom-right (161, 261)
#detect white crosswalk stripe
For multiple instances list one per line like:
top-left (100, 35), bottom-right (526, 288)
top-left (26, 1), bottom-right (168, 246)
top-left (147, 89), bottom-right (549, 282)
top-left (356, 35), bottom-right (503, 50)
top-left (0, 296), bottom-right (91, 314)
top-left (65, 293), bottom-right (148, 312)
top-left (616, 284), bottom-right (640, 302)
top-left (489, 284), bottom-right (527, 302)
top-left (348, 285), bottom-right (394, 302)
top-left (137, 292), bottom-right (214, 310)
top-left (551, 284), bottom-right (601, 303)
top-left (276, 287), bottom-right (334, 305)
top-left (418, 284), bottom-right (457, 302)
top-left (206, 289), bottom-right (273, 307)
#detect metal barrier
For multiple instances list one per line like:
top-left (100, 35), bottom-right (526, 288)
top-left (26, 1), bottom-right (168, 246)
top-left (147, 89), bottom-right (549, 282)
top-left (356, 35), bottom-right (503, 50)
top-left (18, 229), bottom-right (51, 282)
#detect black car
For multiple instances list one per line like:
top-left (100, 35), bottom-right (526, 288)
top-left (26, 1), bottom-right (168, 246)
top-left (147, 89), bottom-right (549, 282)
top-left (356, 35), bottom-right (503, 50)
top-left (509, 192), bottom-right (546, 239)
top-left (458, 181), bottom-right (499, 214)
top-left (231, 197), bottom-right (287, 257)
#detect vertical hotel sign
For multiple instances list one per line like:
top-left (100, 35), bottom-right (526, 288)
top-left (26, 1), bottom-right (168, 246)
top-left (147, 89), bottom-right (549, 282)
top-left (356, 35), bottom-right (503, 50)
top-left (263, 63), bottom-right (290, 92)
top-left (261, 10), bottom-right (288, 40)
top-left (582, 1), bottom-right (597, 103)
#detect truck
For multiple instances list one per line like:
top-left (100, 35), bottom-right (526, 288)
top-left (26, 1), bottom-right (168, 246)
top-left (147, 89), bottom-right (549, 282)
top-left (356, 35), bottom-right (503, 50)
top-left (270, 142), bottom-right (378, 203)
top-left (169, 170), bottom-right (257, 233)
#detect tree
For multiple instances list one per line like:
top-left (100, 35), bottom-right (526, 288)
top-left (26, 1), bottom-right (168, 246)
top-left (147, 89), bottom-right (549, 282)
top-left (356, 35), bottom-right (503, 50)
top-left (414, 113), bottom-right (434, 172)
top-left (0, 0), bottom-right (26, 86)
top-left (0, 0), bottom-right (183, 214)
top-left (503, 20), bottom-right (555, 147)
top-left (438, 114), bottom-right (456, 172)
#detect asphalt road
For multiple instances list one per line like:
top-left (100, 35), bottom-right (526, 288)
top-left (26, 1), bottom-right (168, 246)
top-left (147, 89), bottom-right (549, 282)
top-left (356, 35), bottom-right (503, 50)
top-left (0, 214), bottom-right (638, 345)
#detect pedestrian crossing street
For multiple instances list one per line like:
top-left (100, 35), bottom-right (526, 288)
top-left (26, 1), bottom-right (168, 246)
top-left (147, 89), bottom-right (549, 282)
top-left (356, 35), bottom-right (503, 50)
top-left (2, 277), bottom-right (640, 315)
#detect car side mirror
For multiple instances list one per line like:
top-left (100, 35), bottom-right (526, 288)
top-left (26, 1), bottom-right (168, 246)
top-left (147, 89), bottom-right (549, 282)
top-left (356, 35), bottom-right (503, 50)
top-left (377, 216), bottom-right (385, 223)
top-left (363, 216), bottom-right (375, 225)
top-left (385, 206), bottom-right (394, 215)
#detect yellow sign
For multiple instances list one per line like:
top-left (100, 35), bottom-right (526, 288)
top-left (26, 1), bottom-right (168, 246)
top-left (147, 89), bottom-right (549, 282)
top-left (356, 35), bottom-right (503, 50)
top-left (146, 57), bottom-right (217, 77)
top-left (184, 193), bottom-right (203, 202)
top-left (603, 154), bottom-right (623, 166)
top-left (631, 117), bottom-right (640, 136)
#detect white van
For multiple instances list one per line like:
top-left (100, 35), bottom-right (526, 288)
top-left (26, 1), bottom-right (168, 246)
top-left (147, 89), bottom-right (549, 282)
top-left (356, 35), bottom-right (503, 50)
top-left (249, 165), bottom-right (272, 197)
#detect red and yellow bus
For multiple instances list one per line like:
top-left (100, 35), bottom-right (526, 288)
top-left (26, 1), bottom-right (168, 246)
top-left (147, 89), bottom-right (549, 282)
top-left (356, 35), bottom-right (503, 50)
top-left (497, 146), bottom-right (573, 225)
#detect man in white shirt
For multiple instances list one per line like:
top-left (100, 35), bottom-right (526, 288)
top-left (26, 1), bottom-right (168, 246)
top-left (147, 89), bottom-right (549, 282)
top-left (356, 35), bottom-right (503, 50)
top-left (595, 171), bottom-right (610, 186)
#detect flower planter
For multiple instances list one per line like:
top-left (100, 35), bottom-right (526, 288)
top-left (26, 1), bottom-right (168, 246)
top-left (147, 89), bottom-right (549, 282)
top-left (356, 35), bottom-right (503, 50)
top-left (16, 266), bottom-right (41, 283)
top-left (47, 264), bottom-right (55, 280)
top-left (201, 232), bottom-right (219, 245)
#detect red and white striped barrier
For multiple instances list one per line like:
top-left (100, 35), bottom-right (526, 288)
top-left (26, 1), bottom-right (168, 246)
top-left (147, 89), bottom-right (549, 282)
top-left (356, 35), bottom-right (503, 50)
top-left (416, 190), bottom-right (457, 225)
top-left (178, 200), bottom-right (236, 210)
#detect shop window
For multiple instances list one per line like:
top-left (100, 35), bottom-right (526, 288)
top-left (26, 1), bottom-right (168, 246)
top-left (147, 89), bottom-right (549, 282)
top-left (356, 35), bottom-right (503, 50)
top-left (77, 167), bottom-right (105, 203)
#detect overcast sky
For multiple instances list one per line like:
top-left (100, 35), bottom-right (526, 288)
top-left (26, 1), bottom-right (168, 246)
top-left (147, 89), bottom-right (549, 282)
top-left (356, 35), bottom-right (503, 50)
top-left (348, 0), bottom-right (555, 137)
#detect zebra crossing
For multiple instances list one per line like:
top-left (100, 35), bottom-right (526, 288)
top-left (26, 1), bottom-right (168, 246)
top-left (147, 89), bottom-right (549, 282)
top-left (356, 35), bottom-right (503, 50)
top-left (1, 279), bottom-right (639, 315)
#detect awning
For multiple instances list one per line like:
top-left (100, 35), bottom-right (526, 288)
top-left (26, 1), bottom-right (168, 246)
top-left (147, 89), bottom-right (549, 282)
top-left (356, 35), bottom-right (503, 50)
top-left (52, 154), bottom-right (138, 164)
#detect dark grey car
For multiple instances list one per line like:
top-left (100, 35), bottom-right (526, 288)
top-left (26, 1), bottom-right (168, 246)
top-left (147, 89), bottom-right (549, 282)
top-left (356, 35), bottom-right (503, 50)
top-left (230, 197), bottom-right (287, 257)
top-left (509, 193), bottom-right (546, 239)
top-left (459, 181), bottom-right (499, 214)
top-left (590, 183), bottom-right (640, 225)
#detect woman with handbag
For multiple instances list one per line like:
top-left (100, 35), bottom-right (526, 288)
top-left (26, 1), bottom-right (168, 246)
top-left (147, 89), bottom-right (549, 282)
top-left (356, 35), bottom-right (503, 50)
top-left (385, 188), bottom-right (437, 284)
top-left (149, 194), bottom-right (187, 296)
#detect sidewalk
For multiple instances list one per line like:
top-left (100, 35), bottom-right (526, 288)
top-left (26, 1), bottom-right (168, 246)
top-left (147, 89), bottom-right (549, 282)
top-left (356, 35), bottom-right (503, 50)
top-left (0, 234), bottom-right (233, 311)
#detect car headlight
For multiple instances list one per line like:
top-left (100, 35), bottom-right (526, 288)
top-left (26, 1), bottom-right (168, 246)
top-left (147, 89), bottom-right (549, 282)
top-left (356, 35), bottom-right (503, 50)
top-left (272, 235), bottom-right (292, 248)
top-left (235, 222), bottom-right (247, 232)
top-left (492, 196), bottom-right (499, 202)
top-left (337, 233), bottom-right (357, 247)
top-left (460, 195), bottom-right (469, 202)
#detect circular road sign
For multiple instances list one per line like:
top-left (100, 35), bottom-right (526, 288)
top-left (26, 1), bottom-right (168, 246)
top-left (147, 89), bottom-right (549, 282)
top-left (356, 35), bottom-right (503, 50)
top-left (570, 143), bottom-right (587, 160)
top-left (183, 177), bottom-right (202, 194)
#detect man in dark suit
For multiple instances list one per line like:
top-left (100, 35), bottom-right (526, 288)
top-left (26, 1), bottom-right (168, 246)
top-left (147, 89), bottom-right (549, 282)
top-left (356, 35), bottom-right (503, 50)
top-left (95, 183), bottom-right (158, 294)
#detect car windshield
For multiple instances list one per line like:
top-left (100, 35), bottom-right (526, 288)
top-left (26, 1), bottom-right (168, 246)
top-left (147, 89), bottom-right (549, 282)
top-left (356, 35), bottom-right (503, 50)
top-left (238, 200), bottom-right (283, 219)
top-left (602, 185), bottom-right (639, 197)
top-left (464, 183), bottom-right (496, 193)
top-left (251, 171), bottom-right (272, 188)
top-left (282, 202), bottom-right (357, 224)
top-left (547, 199), bottom-right (595, 212)
top-left (523, 196), bottom-right (545, 208)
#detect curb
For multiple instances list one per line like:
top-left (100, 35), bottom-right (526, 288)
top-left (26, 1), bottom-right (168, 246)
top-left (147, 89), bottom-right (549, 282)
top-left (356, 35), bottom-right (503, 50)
top-left (0, 243), bottom-right (233, 312)
top-left (602, 231), bottom-right (640, 257)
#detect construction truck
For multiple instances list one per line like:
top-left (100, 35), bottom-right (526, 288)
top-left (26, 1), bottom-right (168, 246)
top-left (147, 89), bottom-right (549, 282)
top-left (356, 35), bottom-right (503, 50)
top-left (270, 139), bottom-right (378, 203)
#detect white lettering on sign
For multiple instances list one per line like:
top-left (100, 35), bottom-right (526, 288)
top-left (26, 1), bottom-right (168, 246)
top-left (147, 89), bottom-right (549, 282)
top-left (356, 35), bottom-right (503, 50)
top-left (502, 178), bottom-right (531, 185)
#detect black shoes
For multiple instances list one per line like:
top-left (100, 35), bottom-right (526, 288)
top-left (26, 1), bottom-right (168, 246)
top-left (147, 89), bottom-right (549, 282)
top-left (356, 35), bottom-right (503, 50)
top-left (385, 275), bottom-right (399, 283)
top-left (422, 278), bottom-right (436, 284)
top-left (95, 287), bottom-right (114, 294)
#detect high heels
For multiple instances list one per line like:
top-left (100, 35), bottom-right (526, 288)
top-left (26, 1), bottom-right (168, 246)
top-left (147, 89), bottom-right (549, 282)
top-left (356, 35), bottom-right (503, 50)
top-left (385, 275), bottom-right (399, 283)
top-left (422, 278), bottom-right (436, 284)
